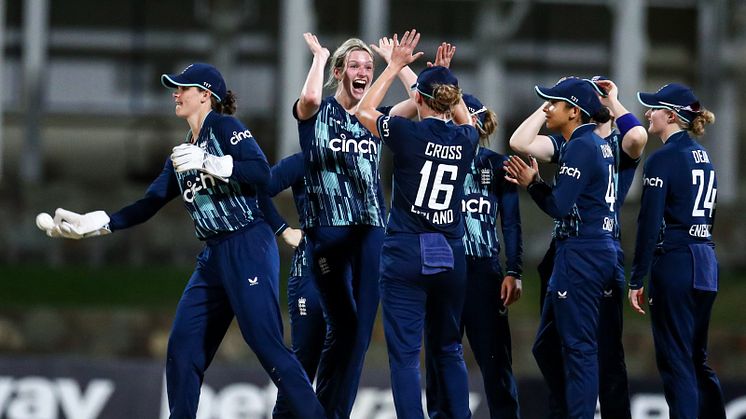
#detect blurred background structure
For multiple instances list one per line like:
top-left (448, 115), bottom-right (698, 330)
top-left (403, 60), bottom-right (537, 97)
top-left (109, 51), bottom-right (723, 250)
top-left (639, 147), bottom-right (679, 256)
top-left (1, 0), bottom-right (746, 417)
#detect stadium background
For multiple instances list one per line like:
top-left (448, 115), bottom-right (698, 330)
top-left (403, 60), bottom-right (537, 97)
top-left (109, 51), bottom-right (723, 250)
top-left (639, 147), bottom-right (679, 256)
top-left (1, 0), bottom-right (745, 417)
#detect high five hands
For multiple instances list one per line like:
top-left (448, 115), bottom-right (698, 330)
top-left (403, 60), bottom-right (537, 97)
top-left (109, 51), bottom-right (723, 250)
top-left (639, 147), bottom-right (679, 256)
top-left (388, 30), bottom-right (425, 70)
top-left (503, 155), bottom-right (541, 187)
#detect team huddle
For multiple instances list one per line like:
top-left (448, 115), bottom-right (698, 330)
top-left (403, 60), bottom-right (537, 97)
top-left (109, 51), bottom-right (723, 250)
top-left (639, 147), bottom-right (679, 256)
top-left (34, 30), bottom-right (724, 419)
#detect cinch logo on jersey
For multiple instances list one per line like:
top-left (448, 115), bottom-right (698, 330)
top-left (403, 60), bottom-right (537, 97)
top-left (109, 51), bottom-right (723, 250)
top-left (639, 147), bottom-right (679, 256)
top-left (600, 143), bottom-right (613, 158)
top-left (230, 129), bottom-right (253, 145)
top-left (425, 143), bottom-right (462, 160)
top-left (689, 224), bottom-right (712, 238)
top-left (643, 176), bottom-right (664, 188)
top-left (461, 196), bottom-right (491, 214)
top-left (558, 164), bottom-right (581, 179)
top-left (380, 116), bottom-right (391, 137)
top-left (182, 173), bottom-right (222, 203)
top-left (329, 134), bottom-right (378, 155)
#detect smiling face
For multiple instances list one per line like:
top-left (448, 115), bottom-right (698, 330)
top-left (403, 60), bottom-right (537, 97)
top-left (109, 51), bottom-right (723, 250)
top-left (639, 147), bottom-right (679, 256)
top-left (173, 86), bottom-right (211, 119)
top-left (335, 49), bottom-right (374, 104)
top-left (543, 100), bottom-right (578, 131)
top-left (645, 108), bottom-right (673, 137)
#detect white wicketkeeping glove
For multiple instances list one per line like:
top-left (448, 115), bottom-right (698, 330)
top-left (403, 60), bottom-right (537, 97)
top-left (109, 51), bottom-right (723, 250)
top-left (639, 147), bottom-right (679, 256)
top-left (171, 143), bottom-right (233, 182)
top-left (52, 208), bottom-right (111, 239)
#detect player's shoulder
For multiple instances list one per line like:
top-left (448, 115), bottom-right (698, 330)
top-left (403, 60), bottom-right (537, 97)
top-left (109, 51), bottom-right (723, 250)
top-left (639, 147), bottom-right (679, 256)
top-left (477, 147), bottom-right (505, 164)
top-left (212, 113), bottom-right (244, 129)
top-left (566, 132), bottom-right (597, 153)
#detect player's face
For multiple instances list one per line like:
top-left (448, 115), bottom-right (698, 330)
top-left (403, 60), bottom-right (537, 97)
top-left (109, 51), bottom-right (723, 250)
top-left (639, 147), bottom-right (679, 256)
top-left (337, 50), bottom-right (374, 103)
top-left (173, 86), bottom-right (208, 119)
top-left (543, 100), bottom-right (573, 131)
top-left (645, 108), bottom-right (671, 136)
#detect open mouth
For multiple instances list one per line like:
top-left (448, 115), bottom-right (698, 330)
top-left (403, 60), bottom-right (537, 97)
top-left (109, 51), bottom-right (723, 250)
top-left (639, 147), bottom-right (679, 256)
top-left (352, 79), bottom-right (367, 91)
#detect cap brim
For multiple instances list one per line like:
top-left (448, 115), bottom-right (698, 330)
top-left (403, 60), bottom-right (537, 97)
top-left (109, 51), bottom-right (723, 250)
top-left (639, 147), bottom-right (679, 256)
top-left (637, 91), bottom-right (664, 109)
top-left (160, 74), bottom-right (222, 102)
top-left (534, 85), bottom-right (590, 116)
top-left (583, 79), bottom-right (607, 97)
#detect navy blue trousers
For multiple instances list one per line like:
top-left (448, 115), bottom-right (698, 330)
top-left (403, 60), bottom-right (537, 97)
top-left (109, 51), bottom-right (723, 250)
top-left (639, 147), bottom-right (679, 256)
top-left (380, 233), bottom-right (471, 419)
top-left (649, 247), bottom-right (725, 419)
top-left (307, 225), bottom-right (383, 419)
top-left (274, 243), bottom-right (326, 418)
top-left (426, 256), bottom-right (519, 419)
top-left (533, 238), bottom-right (616, 419)
top-left (535, 239), bottom-right (631, 419)
top-left (165, 221), bottom-right (324, 419)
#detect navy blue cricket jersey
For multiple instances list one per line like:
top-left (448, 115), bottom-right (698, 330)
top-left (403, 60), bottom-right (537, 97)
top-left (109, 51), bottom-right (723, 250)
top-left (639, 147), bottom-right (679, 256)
top-left (461, 147), bottom-right (522, 276)
top-left (295, 97), bottom-right (387, 228)
top-left (109, 110), bottom-right (280, 240)
top-left (376, 115), bottom-right (479, 239)
top-left (629, 131), bottom-right (717, 289)
top-left (530, 124), bottom-right (616, 239)
top-left (551, 129), bottom-right (640, 239)
top-left (267, 152), bottom-right (311, 278)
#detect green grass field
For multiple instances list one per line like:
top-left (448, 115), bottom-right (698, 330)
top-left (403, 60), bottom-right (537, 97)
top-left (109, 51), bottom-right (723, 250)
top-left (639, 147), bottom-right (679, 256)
top-left (2, 265), bottom-right (744, 331)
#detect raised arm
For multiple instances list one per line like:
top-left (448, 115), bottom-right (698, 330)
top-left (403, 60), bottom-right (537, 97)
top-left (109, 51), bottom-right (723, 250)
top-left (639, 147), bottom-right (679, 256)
top-left (380, 41), bottom-right (457, 119)
top-left (595, 79), bottom-right (648, 159)
top-left (508, 103), bottom-right (556, 162)
top-left (356, 30), bottom-right (424, 136)
top-left (295, 33), bottom-right (330, 121)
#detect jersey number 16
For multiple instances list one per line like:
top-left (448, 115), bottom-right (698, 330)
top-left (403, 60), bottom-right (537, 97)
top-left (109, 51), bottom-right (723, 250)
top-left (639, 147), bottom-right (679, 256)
top-left (415, 161), bottom-right (459, 210)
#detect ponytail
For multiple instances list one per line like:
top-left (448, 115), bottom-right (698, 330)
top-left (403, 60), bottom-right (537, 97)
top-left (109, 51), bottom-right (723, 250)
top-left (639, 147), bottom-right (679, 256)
top-left (688, 109), bottom-right (715, 137)
top-left (212, 90), bottom-right (237, 115)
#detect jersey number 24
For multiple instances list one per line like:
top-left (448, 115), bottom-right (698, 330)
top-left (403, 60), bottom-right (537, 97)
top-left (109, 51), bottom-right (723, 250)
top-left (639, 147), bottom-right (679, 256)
top-left (692, 169), bottom-right (716, 217)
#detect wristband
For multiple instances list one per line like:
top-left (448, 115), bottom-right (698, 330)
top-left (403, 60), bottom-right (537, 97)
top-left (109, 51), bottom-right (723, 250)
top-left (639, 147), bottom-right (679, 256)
top-left (616, 112), bottom-right (642, 139)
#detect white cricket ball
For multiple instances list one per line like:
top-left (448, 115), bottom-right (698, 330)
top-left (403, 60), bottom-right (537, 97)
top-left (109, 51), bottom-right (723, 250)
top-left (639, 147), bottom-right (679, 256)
top-left (36, 212), bottom-right (55, 230)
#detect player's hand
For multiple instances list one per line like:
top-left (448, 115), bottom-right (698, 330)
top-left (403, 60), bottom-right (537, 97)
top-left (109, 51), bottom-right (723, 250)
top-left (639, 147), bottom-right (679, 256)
top-left (370, 37), bottom-right (394, 64)
top-left (39, 208), bottom-right (111, 239)
top-left (171, 143), bottom-right (232, 182)
top-left (281, 227), bottom-right (303, 249)
top-left (389, 29), bottom-right (424, 70)
top-left (503, 155), bottom-right (539, 187)
top-left (171, 143), bottom-right (205, 172)
top-left (628, 287), bottom-right (646, 315)
top-left (427, 42), bottom-right (456, 68)
top-left (594, 79), bottom-right (619, 105)
top-left (303, 33), bottom-right (330, 61)
top-left (501, 275), bottom-right (522, 306)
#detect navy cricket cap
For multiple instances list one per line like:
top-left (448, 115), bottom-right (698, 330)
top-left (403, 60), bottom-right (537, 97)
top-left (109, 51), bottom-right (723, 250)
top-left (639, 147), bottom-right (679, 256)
top-left (463, 93), bottom-right (487, 127)
top-left (535, 77), bottom-right (602, 117)
top-left (161, 63), bottom-right (227, 102)
top-left (583, 75), bottom-right (609, 97)
top-left (637, 83), bottom-right (701, 123)
top-left (411, 66), bottom-right (459, 99)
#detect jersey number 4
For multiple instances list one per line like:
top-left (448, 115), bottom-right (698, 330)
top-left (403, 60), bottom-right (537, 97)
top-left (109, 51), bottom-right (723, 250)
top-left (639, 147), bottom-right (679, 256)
top-left (415, 161), bottom-right (459, 210)
top-left (692, 169), bottom-right (716, 217)
top-left (605, 165), bottom-right (616, 212)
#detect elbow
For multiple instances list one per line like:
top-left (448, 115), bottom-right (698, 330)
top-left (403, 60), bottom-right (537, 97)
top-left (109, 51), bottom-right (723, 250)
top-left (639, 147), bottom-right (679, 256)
top-left (254, 163), bottom-right (271, 187)
top-left (508, 135), bottom-right (527, 154)
top-left (298, 94), bottom-right (322, 113)
top-left (623, 127), bottom-right (649, 159)
top-left (355, 107), bottom-right (375, 128)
